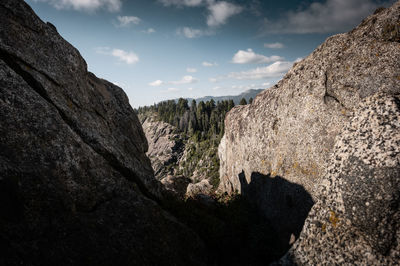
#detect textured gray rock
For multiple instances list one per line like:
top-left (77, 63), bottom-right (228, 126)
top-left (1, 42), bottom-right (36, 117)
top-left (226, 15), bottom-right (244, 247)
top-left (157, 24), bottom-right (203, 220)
top-left (0, 0), bottom-right (162, 197)
top-left (219, 2), bottom-right (400, 198)
top-left (141, 116), bottom-right (185, 180)
top-left (0, 1), bottom-right (207, 265)
top-left (280, 93), bottom-right (400, 265)
top-left (218, 1), bottom-right (400, 260)
top-left (186, 179), bottom-right (213, 198)
top-left (161, 175), bottom-right (191, 198)
top-left (141, 115), bottom-right (216, 197)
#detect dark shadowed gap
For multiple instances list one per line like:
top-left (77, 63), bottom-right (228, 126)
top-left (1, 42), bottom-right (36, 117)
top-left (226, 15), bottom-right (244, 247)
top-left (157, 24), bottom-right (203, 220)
top-left (239, 171), bottom-right (314, 252)
top-left (162, 171), bottom-right (314, 265)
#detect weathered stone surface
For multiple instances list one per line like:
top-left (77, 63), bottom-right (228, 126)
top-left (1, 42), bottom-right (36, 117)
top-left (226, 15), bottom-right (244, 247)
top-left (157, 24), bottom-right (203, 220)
top-left (219, 2), bottom-right (400, 198)
top-left (186, 179), bottom-right (213, 198)
top-left (0, 0), bottom-right (163, 197)
top-left (141, 116), bottom-right (185, 180)
top-left (141, 115), bottom-right (216, 197)
top-left (280, 93), bottom-right (400, 265)
top-left (218, 1), bottom-right (400, 260)
top-left (161, 175), bottom-right (191, 198)
top-left (0, 1), bottom-right (207, 265)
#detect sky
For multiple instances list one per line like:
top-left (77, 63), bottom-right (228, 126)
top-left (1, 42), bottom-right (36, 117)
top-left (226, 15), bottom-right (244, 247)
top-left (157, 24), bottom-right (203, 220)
top-left (25, 0), bottom-right (395, 107)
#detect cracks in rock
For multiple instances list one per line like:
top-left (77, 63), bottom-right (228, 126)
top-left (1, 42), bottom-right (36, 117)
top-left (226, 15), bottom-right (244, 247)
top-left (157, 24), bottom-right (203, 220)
top-left (323, 71), bottom-right (344, 108)
top-left (0, 45), bottom-right (60, 87)
top-left (0, 47), bottom-right (159, 204)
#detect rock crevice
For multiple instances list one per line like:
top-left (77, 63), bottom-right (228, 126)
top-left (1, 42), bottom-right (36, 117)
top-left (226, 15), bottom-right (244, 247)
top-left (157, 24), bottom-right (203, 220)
top-left (0, 46), bottom-right (158, 203)
top-left (0, 1), bottom-right (208, 265)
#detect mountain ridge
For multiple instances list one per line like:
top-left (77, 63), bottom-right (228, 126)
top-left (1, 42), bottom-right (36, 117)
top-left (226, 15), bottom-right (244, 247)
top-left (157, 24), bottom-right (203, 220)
top-left (187, 89), bottom-right (263, 104)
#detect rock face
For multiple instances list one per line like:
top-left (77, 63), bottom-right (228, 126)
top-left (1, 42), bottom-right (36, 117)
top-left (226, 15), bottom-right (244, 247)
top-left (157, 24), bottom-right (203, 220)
top-left (219, 2), bottom-right (400, 197)
top-left (141, 116), bottom-right (185, 180)
top-left (186, 179), bottom-right (213, 198)
top-left (0, 1), bottom-right (207, 265)
top-left (281, 93), bottom-right (400, 264)
top-left (218, 0), bottom-right (400, 251)
top-left (141, 115), bottom-right (216, 197)
top-left (160, 174), bottom-right (191, 198)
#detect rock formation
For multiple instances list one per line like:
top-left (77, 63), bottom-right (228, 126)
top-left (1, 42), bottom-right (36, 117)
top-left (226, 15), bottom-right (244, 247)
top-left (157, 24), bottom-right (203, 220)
top-left (0, 0), bottom-right (207, 265)
top-left (141, 116), bottom-right (185, 180)
top-left (141, 115), bottom-right (216, 197)
top-left (219, 1), bottom-right (400, 263)
top-left (219, 2), bottom-right (400, 197)
top-left (280, 93), bottom-right (400, 265)
top-left (186, 179), bottom-right (213, 198)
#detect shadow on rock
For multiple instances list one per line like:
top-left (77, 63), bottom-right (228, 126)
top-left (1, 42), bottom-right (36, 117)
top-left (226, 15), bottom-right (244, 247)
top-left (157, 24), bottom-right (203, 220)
top-left (163, 179), bottom-right (311, 266)
top-left (239, 171), bottom-right (314, 252)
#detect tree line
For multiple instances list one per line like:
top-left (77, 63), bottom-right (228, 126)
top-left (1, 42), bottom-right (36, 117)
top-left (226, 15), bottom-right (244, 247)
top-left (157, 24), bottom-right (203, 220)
top-left (137, 97), bottom-right (250, 141)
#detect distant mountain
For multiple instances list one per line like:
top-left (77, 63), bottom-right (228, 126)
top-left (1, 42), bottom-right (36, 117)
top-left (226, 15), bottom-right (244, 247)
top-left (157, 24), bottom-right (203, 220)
top-left (186, 89), bottom-right (264, 105)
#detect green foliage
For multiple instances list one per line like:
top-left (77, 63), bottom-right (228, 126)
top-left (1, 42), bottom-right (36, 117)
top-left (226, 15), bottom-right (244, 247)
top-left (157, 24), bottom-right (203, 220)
top-left (137, 98), bottom-right (235, 140)
top-left (239, 97), bottom-right (247, 105)
top-left (137, 98), bottom-right (236, 192)
top-left (139, 99), bottom-right (284, 263)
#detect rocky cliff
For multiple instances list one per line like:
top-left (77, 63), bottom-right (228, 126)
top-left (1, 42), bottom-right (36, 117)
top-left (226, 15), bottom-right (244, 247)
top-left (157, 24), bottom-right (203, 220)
top-left (0, 0), bottom-right (207, 265)
top-left (140, 116), bottom-right (192, 197)
top-left (140, 115), bottom-right (216, 197)
top-left (141, 116), bottom-right (185, 180)
top-left (219, 1), bottom-right (400, 263)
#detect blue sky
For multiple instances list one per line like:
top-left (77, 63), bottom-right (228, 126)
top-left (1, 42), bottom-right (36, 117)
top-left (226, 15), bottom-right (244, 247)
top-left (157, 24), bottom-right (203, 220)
top-left (26, 0), bottom-right (394, 107)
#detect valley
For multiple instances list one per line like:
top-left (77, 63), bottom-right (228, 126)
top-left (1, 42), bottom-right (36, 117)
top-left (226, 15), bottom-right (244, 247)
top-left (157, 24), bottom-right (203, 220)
top-left (1, 0), bottom-right (399, 265)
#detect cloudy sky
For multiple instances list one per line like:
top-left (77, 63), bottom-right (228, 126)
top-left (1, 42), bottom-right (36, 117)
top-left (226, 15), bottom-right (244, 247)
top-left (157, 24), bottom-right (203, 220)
top-left (26, 0), bottom-right (394, 107)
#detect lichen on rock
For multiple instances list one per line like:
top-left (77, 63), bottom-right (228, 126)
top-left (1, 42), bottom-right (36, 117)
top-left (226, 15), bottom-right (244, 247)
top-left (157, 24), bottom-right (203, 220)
top-left (280, 93), bottom-right (400, 265)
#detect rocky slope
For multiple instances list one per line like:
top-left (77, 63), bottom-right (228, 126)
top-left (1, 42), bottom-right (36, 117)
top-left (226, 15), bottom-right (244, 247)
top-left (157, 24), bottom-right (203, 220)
top-left (140, 115), bottom-right (215, 197)
top-left (0, 0), bottom-right (207, 265)
top-left (141, 116), bottom-right (185, 180)
top-left (140, 116), bottom-right (191, 197)
top-left (219, 1), bottom-right (400, 263)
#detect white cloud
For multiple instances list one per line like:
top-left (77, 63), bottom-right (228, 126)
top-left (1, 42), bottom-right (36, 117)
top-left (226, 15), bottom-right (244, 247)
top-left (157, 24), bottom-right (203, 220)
top-left (35, 0), bottom-right (122, 12)
top-left (261, 0), bottom-right (393, 34)
top-left (162, 0), bottom-right (243, 32)
top-left (207, 1), bottom-right (243, 27)
top-left (142, 28), bottom-right (156, 34)
top-left (228, 61), bottom-right (294, 80)
top-left (187, 67), bottom-right (197, 73)
top-left (170, 75), bottom-right (198, 85)
top-left (176, 27), bottom-right (214, 38)
top-left (158, 0), bottom-right (203, 7)
top-left (111, 49), bottom-right (139, 64)
top-left (149, 80), bottom-right (164, 87)
top-left (264, 42), bottom-right (284, 49)
top-left (116, 16), bottom-right (141, 27)
top-left (232, 49), bottom-right (284, 64)
top-left (212, 86), bottom-right (221, 90)
top-left (188, 87), bottom-right (194, 91)
top-left (209, 77), bottom-right (218, 83)
top-left (202, 61), bottom-right (218, 67)
top-left (162, 87), bottom-right (180, 93)
top-left (149, 75), bottom-right (199, 87)
top-left (96, 47), bottom-right (139, 65)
